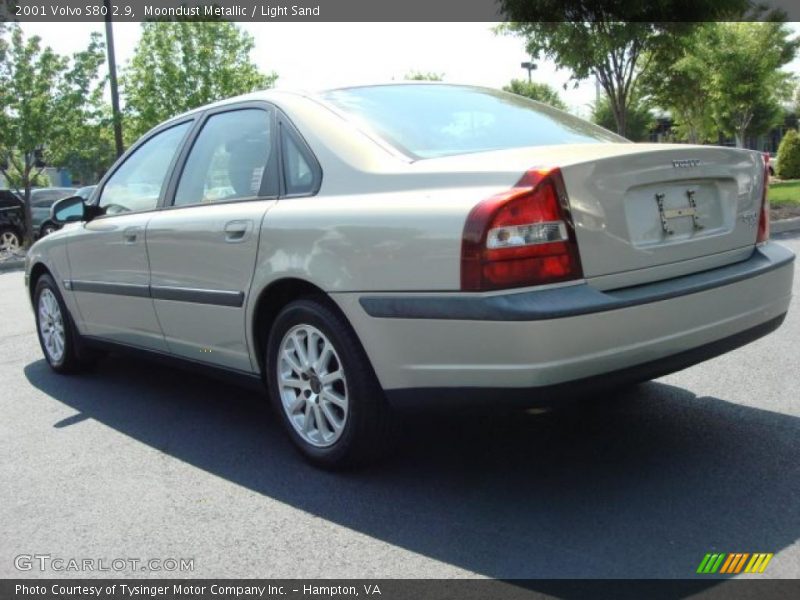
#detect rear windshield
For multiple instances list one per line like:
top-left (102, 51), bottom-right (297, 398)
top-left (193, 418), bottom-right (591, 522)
top-left (322, 84), bottom-right (626, 159)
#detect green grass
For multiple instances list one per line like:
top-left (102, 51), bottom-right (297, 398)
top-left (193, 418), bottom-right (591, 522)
top-left (768, 180), bottom-right (800, 206)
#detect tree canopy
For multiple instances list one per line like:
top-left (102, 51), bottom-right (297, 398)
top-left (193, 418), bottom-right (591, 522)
top-left (123, 21), bottom-right (277, 140)
top-left (592, 93), bottom-right (654, 141)
top-left (0, 24), bottom-right (106, 244)
top-left (403, 71), bottom-right (444, 81)
top-left (641, 21), bottom-right (797, 146)
top-left (497, 0), bottom-right (751, 136)
top-left (502, 79), bottom-right (567, 110)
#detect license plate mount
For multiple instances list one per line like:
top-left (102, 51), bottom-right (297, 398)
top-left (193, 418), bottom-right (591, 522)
top-left (654, 189), bottom-right (704, 235)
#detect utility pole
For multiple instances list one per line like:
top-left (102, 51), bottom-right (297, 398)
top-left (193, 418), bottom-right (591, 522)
top-left (104, 0), bottom-right (124, 158)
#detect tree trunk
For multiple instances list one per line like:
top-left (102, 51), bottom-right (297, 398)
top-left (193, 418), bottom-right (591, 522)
top-left (616, 107), bottom-right (627, 138)
top-left (22, 155), bottom-right (35, 248)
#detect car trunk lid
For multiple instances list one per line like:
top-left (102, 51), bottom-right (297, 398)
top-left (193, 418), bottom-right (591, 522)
top-left (556, 144), bottom-right (765, 286)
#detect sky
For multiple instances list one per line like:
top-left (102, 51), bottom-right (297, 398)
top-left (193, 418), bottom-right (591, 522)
top-left (17, 21), bottom-right (800, 120)
top-left (18, 22), bottom-right (602, 118)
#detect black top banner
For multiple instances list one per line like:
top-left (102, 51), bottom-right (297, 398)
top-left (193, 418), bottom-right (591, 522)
top-left (2, 0), bottom-right (800, 22)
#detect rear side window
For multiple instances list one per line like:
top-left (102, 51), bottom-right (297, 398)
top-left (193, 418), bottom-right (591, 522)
top-left (174, 109), bottom-right (275, 206)
top-left (281, 127), bottom-right (317, 196)
top-left (322, 84), bottom-right (626, 159)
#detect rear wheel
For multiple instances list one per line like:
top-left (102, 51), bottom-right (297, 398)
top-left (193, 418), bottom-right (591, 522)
top-left (34, 274), bottom-right (95, 373)
top-left (266, 298), bottom-right (397, 468)
top-left (0, 227), bottom-right (22, 253)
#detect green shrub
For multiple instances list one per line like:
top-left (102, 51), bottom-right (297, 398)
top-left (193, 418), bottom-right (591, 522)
top-left (776, 129), bottom-right (800, 180)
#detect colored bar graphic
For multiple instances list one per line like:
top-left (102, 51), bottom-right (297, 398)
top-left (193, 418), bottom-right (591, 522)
top-left (697, 554), bottom-right (713, 573)
top-left (697, 553), bottom-right (727, 574)
top-left (699, 552), bottom-right (774, 574)
top-left (720, 553), bottom-right (750, 574)
top-left (734, 553), bottom-right (749, 574)
top-left (720, 554), bottom-right (736, 573)
top-left (759, 554), bottom-right (774, 572)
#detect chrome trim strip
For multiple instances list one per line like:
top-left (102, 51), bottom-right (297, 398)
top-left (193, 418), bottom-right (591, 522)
top-left (68, 280), bottom-right (244, 307)
top-left (151, 285), bottom-right (244, 308)
top-left (70, 280), bottom-right (150, 298)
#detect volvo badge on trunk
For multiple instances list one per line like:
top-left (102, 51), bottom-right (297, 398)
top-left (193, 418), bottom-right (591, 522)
top-left (672, 159), bottom-right (701, 168)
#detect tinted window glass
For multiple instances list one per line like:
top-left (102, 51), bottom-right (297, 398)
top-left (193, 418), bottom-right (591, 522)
top-left (281, 128), bottom-right (315, 195)
top-left (31, 191), bottom-right (68, 207)
top-left (31, 190), bottom-right (74, 206)
top-left (322, 85), bottom-right (626, 159)
top-left (76, 186), bottom-right (96, 201)
top-left (99, 122), bottom-right (190, 214)
top-left (174, 109), bottom-right (273, 206)
top-left (0, 191), bottom-right (22, 209)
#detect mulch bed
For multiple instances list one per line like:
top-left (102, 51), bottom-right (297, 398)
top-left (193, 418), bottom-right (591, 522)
top-left (771, 205), bottom-right (800, 221)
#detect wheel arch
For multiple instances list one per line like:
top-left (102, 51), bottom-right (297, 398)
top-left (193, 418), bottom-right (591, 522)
top-left (28, 262), bottom-right (52, 304)
top-left (250, 277), bottom-right (350, 378)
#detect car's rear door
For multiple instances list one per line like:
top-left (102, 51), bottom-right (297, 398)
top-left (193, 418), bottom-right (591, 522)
top-left (145, 103), bottom-right (279, 372)
top-left (67, 120), bottom-right (194, 351)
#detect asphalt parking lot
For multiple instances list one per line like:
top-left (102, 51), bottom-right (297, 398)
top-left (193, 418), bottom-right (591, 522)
top-left (1, 234), bottom-right (799, 581)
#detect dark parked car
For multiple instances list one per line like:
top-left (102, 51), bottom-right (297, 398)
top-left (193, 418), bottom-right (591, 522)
top-left (28, 187), bottom-right (77, 238)
top-left (0, 189), bottom-right (24, 253)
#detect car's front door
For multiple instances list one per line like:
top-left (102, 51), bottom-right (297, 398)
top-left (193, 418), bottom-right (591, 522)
top-left (145, 105), bottom-right (279, 372)
top-left (67, 120), bottom-right (193, 351)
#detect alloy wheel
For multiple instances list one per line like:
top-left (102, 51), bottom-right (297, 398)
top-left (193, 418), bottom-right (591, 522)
top-left (38, 288), bottom-right (66, 363)
top-left (277, 324), bottom-right (348, 447)
top-left (0, 231), bottom-right (21, 252)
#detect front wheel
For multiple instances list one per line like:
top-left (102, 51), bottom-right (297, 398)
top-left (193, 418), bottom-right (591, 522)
top-left (34, 274), bottom-right (95, 373)
top-left (266, 298), bottom-right (397, 468)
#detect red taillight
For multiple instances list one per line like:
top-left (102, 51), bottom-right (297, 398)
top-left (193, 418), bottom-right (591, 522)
top-left (758, 155), bottom-right (770, 244)
top-left (461, 167), bottom-right (583, 291)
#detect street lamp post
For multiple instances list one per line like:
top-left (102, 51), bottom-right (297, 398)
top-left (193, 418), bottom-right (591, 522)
top-left (520, 60), bottom-right (537, 83)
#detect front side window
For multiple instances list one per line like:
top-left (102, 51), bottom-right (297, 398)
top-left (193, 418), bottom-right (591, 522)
top-left (322, 84), bottom-right (626, 159)
top-left (99, 122), bottom-right (191, 215)
top-left (174, 109), bottom-right (274, 207)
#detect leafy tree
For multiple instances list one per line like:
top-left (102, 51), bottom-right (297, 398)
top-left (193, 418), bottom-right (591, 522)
top-left (639, 26), bottom-right (717, 144)
top-left (403, 71), bottom-right (444, 81)
top-left (0, 25), bottom-right (106, 245)
top-left (497, 1), bottom-right (750, 136)
top-left (124, 22), bottom-right (277, 140)
top-left (643, 21), bottom-right (795, 146)
top-left (51, 110), bottom-right (117, 184)
top-left (502, 79), bottom-right (566, 110)
top-left (701, 22), bottom-right (797, 147)
top-left (592, 93), bottom-right (654, 141)
top-left (776, 129), bottom-right (800, 179)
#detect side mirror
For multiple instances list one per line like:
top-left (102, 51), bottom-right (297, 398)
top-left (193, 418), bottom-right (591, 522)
top-left (51, 196), bottom-right (86, 225)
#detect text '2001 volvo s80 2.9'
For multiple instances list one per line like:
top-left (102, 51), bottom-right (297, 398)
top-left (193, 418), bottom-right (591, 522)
top-left (25, 84), bottom-right (794, 467)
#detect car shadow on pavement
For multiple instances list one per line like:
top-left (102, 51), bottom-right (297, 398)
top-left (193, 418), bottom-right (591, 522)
top-left (24, 356), bottom-right (800, 584)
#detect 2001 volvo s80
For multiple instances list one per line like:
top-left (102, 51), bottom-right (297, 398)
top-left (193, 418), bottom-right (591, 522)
top-left (26, 84), bottom-right (794, 467)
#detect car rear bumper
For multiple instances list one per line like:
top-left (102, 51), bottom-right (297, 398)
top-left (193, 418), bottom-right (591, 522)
top-left (331, 242), bottom-right (794, 407)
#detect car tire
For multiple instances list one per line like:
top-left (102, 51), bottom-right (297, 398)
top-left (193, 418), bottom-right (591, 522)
top-left (266, 297), bottom-right (398, 469)
top-left (34, 274), bottom-right (97, 374)
top-left (0, 227), bottom-right (22, 253)
top-left (40, 222), bottom-right (58, 237)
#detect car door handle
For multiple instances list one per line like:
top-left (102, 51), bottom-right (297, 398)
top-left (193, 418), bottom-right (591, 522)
top-left (123, 226), bottom-right (141, 244)
top-left (224, 220), bottom-right (253, 243)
